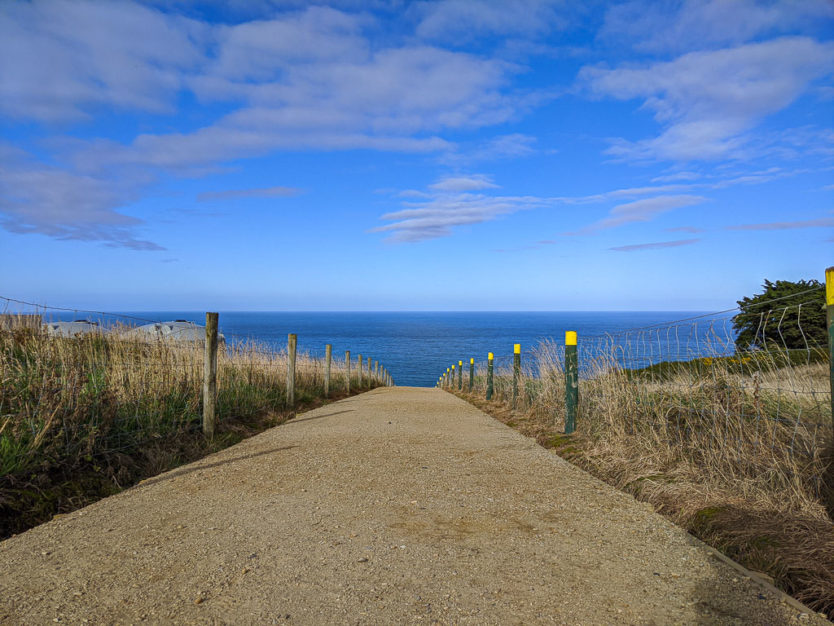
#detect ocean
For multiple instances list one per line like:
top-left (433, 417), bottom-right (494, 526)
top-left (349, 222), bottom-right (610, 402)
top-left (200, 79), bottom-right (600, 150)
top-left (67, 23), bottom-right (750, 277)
top-left (44, 311), bottom-right (736, 386)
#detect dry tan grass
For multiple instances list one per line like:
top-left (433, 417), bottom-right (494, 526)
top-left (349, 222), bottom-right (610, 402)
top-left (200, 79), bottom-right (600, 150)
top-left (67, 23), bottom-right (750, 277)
top-left (451, 341), bottom-right (834, 618)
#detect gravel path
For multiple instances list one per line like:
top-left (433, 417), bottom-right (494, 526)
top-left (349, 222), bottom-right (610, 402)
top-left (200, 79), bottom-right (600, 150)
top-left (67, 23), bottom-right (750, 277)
top-left (0, 387), bottom-right (825, 625)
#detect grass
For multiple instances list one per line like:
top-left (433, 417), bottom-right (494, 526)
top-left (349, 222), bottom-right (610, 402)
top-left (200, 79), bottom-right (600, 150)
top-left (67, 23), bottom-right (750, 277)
top-left (0, 324), bottom-right (381, 538)
top-left (450, 339), bottom-right (834, 619)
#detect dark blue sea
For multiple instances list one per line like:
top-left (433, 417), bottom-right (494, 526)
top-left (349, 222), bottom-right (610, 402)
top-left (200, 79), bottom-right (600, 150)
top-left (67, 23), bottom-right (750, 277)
top-left (44, 311), bottom-right (737, 386)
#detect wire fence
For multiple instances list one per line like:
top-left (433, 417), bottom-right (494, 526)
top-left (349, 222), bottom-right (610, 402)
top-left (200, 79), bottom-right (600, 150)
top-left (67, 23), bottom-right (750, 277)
top-left (0, 298), bottom-right (390, 480)
top-left (439, 288), bottom-right (832, 497)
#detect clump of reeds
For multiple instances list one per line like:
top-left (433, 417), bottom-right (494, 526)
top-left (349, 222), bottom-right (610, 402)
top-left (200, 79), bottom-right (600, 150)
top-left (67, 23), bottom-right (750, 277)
top-left (0, 325), bottom-right (373, 536)
top-left (455, 338), bottom-right (833, 617)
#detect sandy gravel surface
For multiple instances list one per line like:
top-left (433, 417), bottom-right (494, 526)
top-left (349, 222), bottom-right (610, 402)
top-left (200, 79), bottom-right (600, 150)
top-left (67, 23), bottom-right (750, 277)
top-left (0, 387), bottom-right (825, 625)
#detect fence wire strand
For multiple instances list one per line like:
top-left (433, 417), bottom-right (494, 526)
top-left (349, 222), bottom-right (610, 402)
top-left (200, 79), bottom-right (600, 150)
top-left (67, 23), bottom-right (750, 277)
top-left (0, 297), bottom-right (388, 479)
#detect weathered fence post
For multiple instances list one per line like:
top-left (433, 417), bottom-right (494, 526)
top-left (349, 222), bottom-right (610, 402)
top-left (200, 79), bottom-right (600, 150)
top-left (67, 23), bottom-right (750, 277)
top-left (358, 354), bottom-right (363, 387)
top-left (202, 312), bottom-right (218, 437)
top-left (827, 266), bottom-right (834, 430)
top-left (367, 357), bottom-right (372, 384)
top-left (286, 333), bottom-right (297, 407)
top-left (345, 350), bottom-right (351, 394)
top-left (565, 331), bottom-right (578, 434)
top-left (469, 357), bottom-right (474, 392)
top-left (457, 360), bottom-right (462, 390)
top-left (324, 344), bottom-right (332, 397)
top-left (512, 343), bottom-right (520, 409)
top-left (486, 352), bottom-right (494, 400)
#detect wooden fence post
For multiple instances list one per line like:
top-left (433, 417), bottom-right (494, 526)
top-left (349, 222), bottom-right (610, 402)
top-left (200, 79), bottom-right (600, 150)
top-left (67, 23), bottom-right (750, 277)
top-left (345, 350), bottom-right (351, 394)
top-left (826, 266), bottom-right (834, 431)
top-left (565, 331), bottom-right (578, 434)
top-left (324, 344), bottom-right (332, 397)
top-left (486, 353), bottom-right (494, 400)
top-left (458, 360), bottom-right (463, 390)
top-left (358, 355), bottom-right (363, 387)
top-left (286, 333), bottom-right (297, 407)
top-left (512, 343), bottom-right (520, 409)
top-left (469, 357), bottom-right (474, 392)
top-left (367, 357), bottom-right (372, 384)
top-left (202, 312), bottom-right (218, 437)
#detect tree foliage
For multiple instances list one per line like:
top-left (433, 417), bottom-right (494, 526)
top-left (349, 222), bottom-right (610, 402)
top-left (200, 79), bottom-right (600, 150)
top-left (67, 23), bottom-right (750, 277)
top-left (732, 278), bottom-right (826, 351)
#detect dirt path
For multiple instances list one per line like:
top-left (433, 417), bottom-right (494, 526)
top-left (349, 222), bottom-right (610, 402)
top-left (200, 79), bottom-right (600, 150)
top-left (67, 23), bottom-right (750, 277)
top-left (0, 387), bottom-right (824, 625)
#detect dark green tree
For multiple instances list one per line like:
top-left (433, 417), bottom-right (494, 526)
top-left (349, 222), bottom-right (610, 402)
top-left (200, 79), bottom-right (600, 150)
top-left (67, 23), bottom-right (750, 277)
top-left (732, 279), bottom-right (826, 351)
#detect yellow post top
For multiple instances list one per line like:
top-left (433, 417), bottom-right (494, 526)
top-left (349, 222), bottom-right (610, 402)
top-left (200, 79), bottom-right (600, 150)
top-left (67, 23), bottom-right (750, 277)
top-left (488, 352), bottom-right (494, 360)
top-left (566, 330), bottom-right (577, 346)
top-left (470, 357), bottom-right (474, 364)
top-left (452, 364), bottom-right (455, 370)
top-left (827, 266), bottom-right (834, 306)
top-left (514, 343), bottom-right (521, 354)
top-left (458, 360), bottom-right (463, 366)
top-left (446, 367), bottom-right (450, 372)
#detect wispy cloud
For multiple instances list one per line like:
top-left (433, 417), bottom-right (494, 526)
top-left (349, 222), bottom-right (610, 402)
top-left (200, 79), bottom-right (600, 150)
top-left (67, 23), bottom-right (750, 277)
top-left (566, 195), bottom-right (706, 235)
top-left (600, 0), bottom-right (834, 54)
top-left (0, 143), bottom-right (162, 251)
top-left (414, 0), bottom-right (568, 43)
top-left (651, 171), bottom-right (702, 183)
top-left (374, 192), bottom-right (548, 242)
top-left (727, 217), bottom-right (834, 231)
top-left (610, 238), bottom-right (700, 252)
top-left (197, 186), bottom-right (302, 202)
top-left (581, 37), bottom-right (834, 162)
top-left (429, 175), bottom-right (499, 192)
top-left (666, 225), bottom-right (705, 233)
top-left (442, 133), bottom-right (539, 165)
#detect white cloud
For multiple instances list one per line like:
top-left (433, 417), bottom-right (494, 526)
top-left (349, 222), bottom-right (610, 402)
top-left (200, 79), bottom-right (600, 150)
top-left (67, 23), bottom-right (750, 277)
top-left (600, 0), bottom-right (834, 53)
top-left (727, 217), bottom-right (834, 231)
top-left (374, 192), bottom-right (548, 242)
top-left (196, 186), bottom-right (302, 202)
top-left (581, 37), bottom-right (834, 161)
top-left (651, 171), bottom-right (702, 183)
top-left (0, 2), bottom-right (534, 247)
top-left (413, 0), bottom-right (567, 43)
top-left (442, 133), bottom-right (539, 165)
top-left (0, 0), bottom-right (205, 121)
top-left (610, 238), bottom-right (700, 252)
top-left (0, 143), bottom-right (161, 250)
top-left (67, 39), bottom-right (515, 173)
top-left (429, 175), bottom-right (499, 192)
top-left (566, 195), bottom-right (707, 234)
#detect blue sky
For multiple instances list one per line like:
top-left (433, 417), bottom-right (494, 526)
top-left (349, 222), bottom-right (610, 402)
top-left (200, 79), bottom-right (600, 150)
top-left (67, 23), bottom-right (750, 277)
top-left (0, 0), bottom-right (832, 311)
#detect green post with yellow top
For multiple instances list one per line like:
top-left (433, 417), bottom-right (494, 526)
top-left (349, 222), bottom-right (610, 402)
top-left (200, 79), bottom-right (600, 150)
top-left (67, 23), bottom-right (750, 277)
top-left (486, 352), bottom-right (494, 400)
top-left (512, 343), bottom-right (520, 409)
top-left (565, 331), bottom-right (578, 434)
top-left (468, 357), bottom-right (474, 392)
top-left (826, 266), bottom-right (834, 431)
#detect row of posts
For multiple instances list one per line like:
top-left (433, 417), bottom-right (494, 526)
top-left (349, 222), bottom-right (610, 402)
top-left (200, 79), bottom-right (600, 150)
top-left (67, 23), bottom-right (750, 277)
top-left (435, 332), bottom-right (579, 435)
top-left (202, 314), bottom-right (394, 437)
